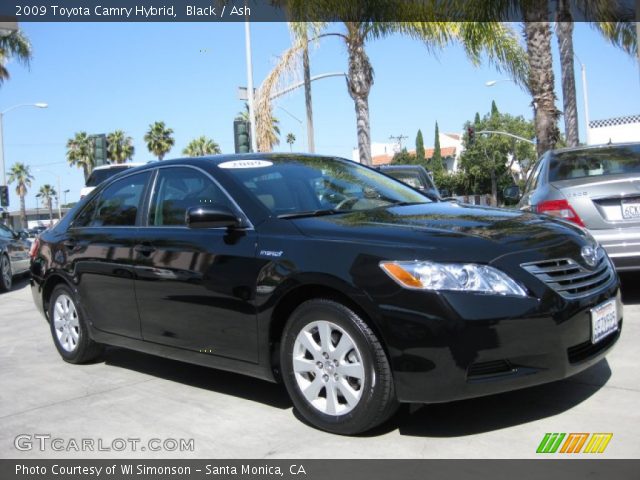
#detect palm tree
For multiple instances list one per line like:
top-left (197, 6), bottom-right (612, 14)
top-left (237, 103), bottom-right (280, 151)
top-left (38, 184), bottom-right (57, 224)
top-left (182, 136), bottom-right (221, 157)
top-left (259, 5), bottom-right (527, 165)
top-left (0, 30), bottom-right (32, 85)
top-left (66, 132), bottom-right (95, 181)
top-left (286, 133), bottom-right (296, 151)
top-left (106, 130), bottom-right (135, 164)
top-left (523, 4), bottom-right (561, 157)
top-left (7, 163), bottom-right (33, 229)
top-left (556, 0), bottom-right (636, 146)
top-left (144, 121), bottom-right (175, 160)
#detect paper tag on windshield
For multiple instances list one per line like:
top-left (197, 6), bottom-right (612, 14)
top-left (218, 160), bottom-right (273, 169)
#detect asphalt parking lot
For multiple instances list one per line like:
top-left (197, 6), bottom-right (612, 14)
top-left (0, 275), bottom-right (638, 459)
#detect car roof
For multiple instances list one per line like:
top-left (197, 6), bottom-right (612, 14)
top-left (120, 153), bottom-right (350, 172)
top-left (91, 162), bottom-right (149, 171)
top-left (550, 142), bottom-right (640, 155)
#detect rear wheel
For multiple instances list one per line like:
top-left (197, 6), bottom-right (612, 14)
top-left (281, 299), bottom-right (398, 435)
top-left (49, 284), bottom-right (103, 363)
top-left (0, 254), bottom-right (12, 292)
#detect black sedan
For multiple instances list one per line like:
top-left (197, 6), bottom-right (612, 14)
top-left (30, 154), bottom-right (622, 434)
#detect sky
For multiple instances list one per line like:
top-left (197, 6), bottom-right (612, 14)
top-left (1, 21), bottom-right (639, 210)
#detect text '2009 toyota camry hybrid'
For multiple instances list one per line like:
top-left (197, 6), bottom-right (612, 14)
top-left (29, 154), bottom-right (622, 435)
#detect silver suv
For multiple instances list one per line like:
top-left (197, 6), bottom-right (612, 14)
top-left (506, 142), bottom-right (640, 271)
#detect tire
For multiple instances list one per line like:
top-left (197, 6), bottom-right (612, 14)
top-left (48, 284), bottom-right (103, 363)
top-left (0, 254), bottom-right (12, 292)
top-left (281, 299), bottom-right (398, 435)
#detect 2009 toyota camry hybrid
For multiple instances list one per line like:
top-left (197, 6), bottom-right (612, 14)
top-left (30, 154), bottom-right (622, 434)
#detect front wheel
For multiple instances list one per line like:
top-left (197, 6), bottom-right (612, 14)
top-left (49, 284), bottom-right (103, 363)
top-left (281, 299), bottom-right (398, 435)
top-left (0, 254), bottom-right (12, 292)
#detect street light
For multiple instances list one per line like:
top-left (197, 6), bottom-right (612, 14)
top-left (0, 102), bottom-right (48, 187)
top-left (485, 79), bottom-right (514, 87)
top-left (63, 189), bottom-right (70, 205)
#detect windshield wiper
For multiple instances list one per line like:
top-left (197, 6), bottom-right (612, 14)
top-left (277, 209), bottom-right (342, 219)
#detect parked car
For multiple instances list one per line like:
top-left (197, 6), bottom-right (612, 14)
top-left (506, 142), bottom-right (640, 271)
top-left (80, 163), bottom-right (147, 198)
top-left (31, 154), bottom-right (621, 434)
top-left (0, 222), bottom-right (31, 291)
top-left (378, 164), bottom-right (441, 199)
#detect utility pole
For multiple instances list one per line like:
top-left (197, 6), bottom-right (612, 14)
top-left (389, 134), bottom-right (408, 151)
top-left (244, 20), bottom-right (258, 152)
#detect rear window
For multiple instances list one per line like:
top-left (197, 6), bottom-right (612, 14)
top-left (549, 145), bottom-right (640, 182)
top-left (86, 166), bottom-right (132, 187)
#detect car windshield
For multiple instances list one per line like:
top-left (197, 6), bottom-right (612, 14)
top-left (549, 144), bottom-right (640, 182)
top-left (218, 156), bottom-right (430, 217)
top-left (86, 166), bottom-right (132, 187)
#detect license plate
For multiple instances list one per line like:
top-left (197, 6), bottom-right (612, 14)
top-left (621, 200), bottom-right (640, 219)
top-left (591, 299), bottom-right (618, 344)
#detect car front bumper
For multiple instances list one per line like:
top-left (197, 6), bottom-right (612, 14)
top-left (374, 281), bottom-right (622, 404)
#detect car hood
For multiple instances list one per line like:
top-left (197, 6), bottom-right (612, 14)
top-left (290, 202), bottom-right (591, 264)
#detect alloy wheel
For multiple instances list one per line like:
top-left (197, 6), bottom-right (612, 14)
top-left (292, 320), bottom-right (365, 416)
top-left (53, 294), bottom-right (80, 352)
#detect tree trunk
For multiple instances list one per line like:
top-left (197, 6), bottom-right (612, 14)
top-left (523, 7), bottom-right (560, 158)
top-left (19, 191), bottom-right (26, 229)
top-left (556, 0), bottom-right (579, 147)
top-left (345, 25), bottom-right (374, 166)
top-left (491, 167), bottom-right (497, 207)
top-left (48, 201), bottom-right (53, 224)
top-left (303, 32), bottom-right (315, 153)
top-left (82, 163), bottom-right (90, 182)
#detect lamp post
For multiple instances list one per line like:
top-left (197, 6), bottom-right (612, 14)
top-left (35, 193), bottom-right (41, 225)
top-left (485, 79), bottom-right (515, 87)
top-left (0, 103), bottom-right (48, 187)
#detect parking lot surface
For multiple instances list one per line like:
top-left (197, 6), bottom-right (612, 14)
top-left (1, 275), bottom-right (638, 459)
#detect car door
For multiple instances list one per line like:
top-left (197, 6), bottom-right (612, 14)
top-left (64, 171), bottom-right (151, 338)
top-left (518, 154), bottom-right (548, 212)
top-left (0, 224), bottom-right (30, 274)
top-left (133, 166), bottom-right (261, 362)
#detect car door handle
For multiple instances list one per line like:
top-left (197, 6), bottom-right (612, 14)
top-left (134, 243), bottom-right (156, 255)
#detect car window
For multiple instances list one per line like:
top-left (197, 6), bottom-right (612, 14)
top-left (0, 224), bottom-right (14, 240)
top-left (74, 172), bottom-right (150, 227)
top-left (549, 145), bottom-right (640, 181)
top-left (524, 157), bottom-right (545, 192)
top-left (219, 157), bottom-right (429, 217)
top-left (148, 168), bottom-right (234, 226)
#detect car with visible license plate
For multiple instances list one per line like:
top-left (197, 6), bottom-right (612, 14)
top-left (506, 142), bottom-right (640, 271)
top-left (30, 154), bottom-right (622, 434)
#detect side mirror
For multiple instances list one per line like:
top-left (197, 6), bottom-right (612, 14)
top-left (19, 231), bottom-right (29, 240)
top-left (186, 205), bottom-right (241, 229)
top-left (439, 188), bottom-right (450, 198)
top-left (503, 185), bottom-right (521, 202)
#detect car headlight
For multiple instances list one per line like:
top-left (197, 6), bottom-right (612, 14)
top-left (379, 261), bottom-right (527, 297)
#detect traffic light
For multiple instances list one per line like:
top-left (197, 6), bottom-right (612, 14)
top-left (91, 134), bottom-right (108, 166)
top-left (467, 126), bottom-right (475, 145)
top-left (233, 120), bottom-right (252, 153)
top-left (0, 185), bottom-right (9, 207)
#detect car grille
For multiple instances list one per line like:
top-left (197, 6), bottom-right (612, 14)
top-left (521, 254), bottom-right (614, 300)
top-left (467, 360), bottom-right (514, 378)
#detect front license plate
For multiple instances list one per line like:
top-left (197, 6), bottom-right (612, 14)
top-left (591, 299), bottom-right (618, 344)
top-left (621, 200), bottom-right (640, 219)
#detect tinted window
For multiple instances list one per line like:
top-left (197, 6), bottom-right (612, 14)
top-left (0, 224), bottom-right (14, 240)
top-left (219, 157), bottom-right (429, 217)
top-left (549, 145), bottom-right (640, 182)
top-left (76, 172), bottom-right (149, 227)
top-left (86, 166), bottom-right (133, 187)
top-left (149, 168), bottom-right (233, 226)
